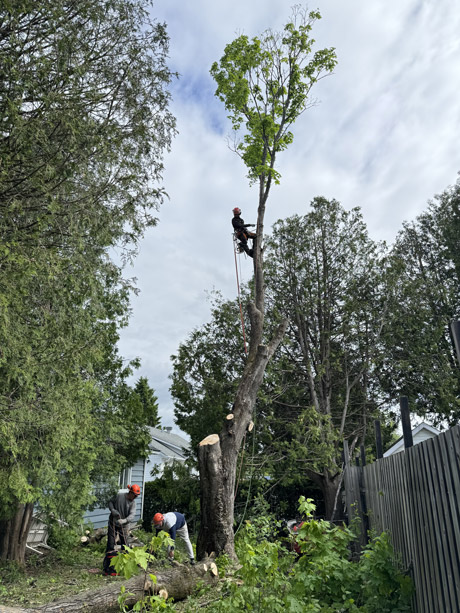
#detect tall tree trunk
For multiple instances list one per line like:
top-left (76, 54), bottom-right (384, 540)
top-left (0, 502), bottom-right (34, 565)
top-left (197, 177), bottom-right (287, 559)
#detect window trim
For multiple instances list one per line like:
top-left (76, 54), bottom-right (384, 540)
top-left (118, 466), bottom-right (132, 491)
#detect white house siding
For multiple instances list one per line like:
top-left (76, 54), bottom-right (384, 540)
top-left (383, 423), bottom-right (440, 457)
top-left (413, 430), bottom-right (435, 445)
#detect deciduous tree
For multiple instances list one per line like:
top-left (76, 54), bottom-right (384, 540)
top-left (198, 8), bottom-right (336, 559)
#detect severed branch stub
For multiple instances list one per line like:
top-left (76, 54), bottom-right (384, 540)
top-left (199, 434), bottom-right (220, 447)
top-left (226, 413), bottom-right (234, 435)
top-left (247, 421), bottom-right (254, 432)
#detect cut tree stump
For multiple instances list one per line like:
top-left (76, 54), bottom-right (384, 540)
top-left (0, 559), bottom-right (218, 613)
top-left (80, 527), bottom-right (106, 545)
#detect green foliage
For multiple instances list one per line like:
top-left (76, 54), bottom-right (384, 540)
top-left (263, 197), bottom-right (397, 514)
top-left (112, 531), bottom-right (174, 580)
top-left (142, 461), bottom-right (200, 532)
top-left (131, 378), bottom-right (161, 429)
top-left (115, 532), bottom-right (176, 612)
top-left (170, 291), bottom-right (245, 451)
top-left (378, 179), bottom-right (460, 423)
top-left (0, 0), bottom-right (176, 559)
top-left (112, 546), bottom-right (153, 580)
top-left (118, 580), bottom-right (176, 612)
top-left (358, 533), bottom-right (413, 613)
top-left (200, 497), bottom-right (412, 613)
top-left (170, 199), bottom-right (398, 520)
top-left (214, 553), bottom-right (232, 578)
top-left (210, 7), bottom-right (336, 185)
top-left (47, 524), bottom-right (80, 552)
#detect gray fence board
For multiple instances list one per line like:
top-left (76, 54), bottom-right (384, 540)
top-left (344, 424), bottom-right (460, 613)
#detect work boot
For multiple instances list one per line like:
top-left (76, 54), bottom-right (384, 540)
top-left (190, 559), bottom-right (196, 566)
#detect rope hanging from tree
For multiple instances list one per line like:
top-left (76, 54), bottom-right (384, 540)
top-left (233, 234), bottom-right (248, 355)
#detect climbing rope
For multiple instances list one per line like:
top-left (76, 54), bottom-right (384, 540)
top-left (233, 235), bottom-right (248, 355)
top-left (234, 418), bottom-right (257, 536)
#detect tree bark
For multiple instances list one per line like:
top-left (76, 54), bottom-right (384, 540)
top-left (0, 502), bottom-right (34, 565)
top-left (0, 560), bottom-right (218, 613)
top-left (197, 164), bottom-right (287, 561)
top-left (307, 469), bottom-right (342, 520)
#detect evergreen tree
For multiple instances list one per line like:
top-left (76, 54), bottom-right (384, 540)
top-left (132, 377), bottom-right (161, 428)
top-left (379, 179), bottom-right (460, 423)
top-left (0, 0), bottom-right (176, 563)
top-left (264, 197), bottom-right (392, 517)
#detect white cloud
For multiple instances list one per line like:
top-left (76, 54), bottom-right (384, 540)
top-left (118, 0), bottom-right (460, 430)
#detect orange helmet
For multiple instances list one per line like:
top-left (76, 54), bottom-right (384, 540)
top-left (128, 484), bottom-right (141, 496)
top-left (153, 512), bottom-right (164, 525)
top-left (232, 207), bottom-right (241, 215)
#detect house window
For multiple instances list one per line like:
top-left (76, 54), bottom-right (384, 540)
top-left (118, 467), bottom-right (131, 490)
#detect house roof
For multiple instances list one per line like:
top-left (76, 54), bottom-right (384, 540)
top-left (147, 427), bottom-right (190, 460)
top-left (383, 422), bottom-right (441, 457)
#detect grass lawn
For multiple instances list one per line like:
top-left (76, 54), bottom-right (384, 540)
top-left (0, 543), bottom-right (123, 608)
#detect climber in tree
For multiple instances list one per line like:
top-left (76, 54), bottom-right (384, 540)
top-left (232, 207), bottom-right (256, 257)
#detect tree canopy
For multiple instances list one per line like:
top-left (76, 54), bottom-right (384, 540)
top-left (0, 0), bottom-right (176, 562)
top-left (210, 7), bottom-right (336, 186)
top-left (171, 199), bottom-right (399, 519)
top-left (378, 180), bottom-right (460, 423)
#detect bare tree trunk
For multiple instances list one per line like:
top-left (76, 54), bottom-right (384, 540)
top-left (307, 469), bottom-right (342, 520)
top-left (197, 173), bottom-right (287, 559)
top-left (0, 502), bottom-right (34, 565)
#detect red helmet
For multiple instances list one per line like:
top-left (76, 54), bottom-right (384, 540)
top-left (153, 512), bottom-right (164, 525)
top-left (128, 484), bottom-right (141, 496)
top-left (232, 207), bottom-right (241, 215)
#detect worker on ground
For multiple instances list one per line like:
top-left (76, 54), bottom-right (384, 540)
top-left (232, 207), bottom-right (256, 258)
top-left (103, 484), bottom-right (141, 574)
top-left (153, 511), bottom-right (195, 565)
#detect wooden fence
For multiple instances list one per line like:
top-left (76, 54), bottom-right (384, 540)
top-left (343, 424), bottom-right (460, 613)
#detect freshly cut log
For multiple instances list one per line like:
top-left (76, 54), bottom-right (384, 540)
top-left (80, 527), bottom-right (106, 545)
top-left (0, 559), bottom-right (218, 613)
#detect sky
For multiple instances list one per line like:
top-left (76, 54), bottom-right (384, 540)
top-left (117, 0), bottom-right (460, 433)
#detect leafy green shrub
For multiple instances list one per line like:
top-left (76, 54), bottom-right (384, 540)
top-left (47, 523), bottom-right (79, 551)
top-left (116, 496), bottom-right (412, 612)
top-left (114, 531), bottom-right (176, 612)
top-left (206, 496), bottom-right (412, 613)
top-left (357, 532), bottom-right (413, 613)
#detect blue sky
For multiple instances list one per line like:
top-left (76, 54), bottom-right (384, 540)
top-left (117, 0), bottom-right (460, 434)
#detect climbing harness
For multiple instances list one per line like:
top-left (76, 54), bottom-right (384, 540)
top-left (233, 234), bottom-right (248, 355)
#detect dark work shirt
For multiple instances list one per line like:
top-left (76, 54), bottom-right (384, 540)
top-left (232, 215), bottom-right (248, 231)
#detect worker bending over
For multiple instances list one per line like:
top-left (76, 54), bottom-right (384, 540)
top-left (153, 511), bottom-right (195, 565)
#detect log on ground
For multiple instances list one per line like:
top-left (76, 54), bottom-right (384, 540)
top-left (0, 560), bottom-right (218, 613)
